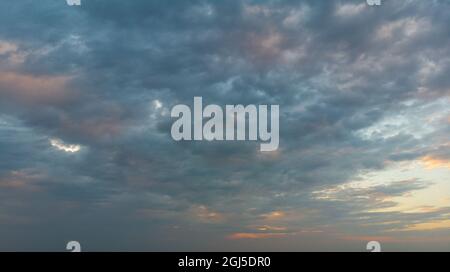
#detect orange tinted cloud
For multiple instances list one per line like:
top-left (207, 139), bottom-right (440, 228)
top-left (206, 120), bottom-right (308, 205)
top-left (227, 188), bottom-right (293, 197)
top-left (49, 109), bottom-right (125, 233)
top-left (227, 232), bottom-right (288, 240)
top-left (421, 156), bottom-right (450, 169)
top-left (262, 211), bottom-right (285, 220)
top-left (401, 219), bottom-right (450, 231)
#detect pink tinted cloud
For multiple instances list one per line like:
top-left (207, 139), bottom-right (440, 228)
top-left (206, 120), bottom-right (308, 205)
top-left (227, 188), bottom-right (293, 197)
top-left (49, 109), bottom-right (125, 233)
top-left (0, 72), bottom-right (76, 106)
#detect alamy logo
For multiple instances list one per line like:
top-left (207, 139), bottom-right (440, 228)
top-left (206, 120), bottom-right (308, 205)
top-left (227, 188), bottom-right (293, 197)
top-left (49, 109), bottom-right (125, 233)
top-left (66, 241), bottom-right (81, 252)
top-left (170, 97), bottom-right (279, 152)
top-left (366, 241), bottom-right (382, 252)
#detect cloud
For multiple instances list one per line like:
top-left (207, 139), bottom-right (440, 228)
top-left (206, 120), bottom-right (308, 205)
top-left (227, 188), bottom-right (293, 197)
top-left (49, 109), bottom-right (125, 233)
top-left (190, 205), bottom-right (225, 224)
top-left (0, 0), bottom-right (449, 251)
top-left (50, 138), bottom-right (81, 153)
top-left (403, 219), bottom-right (450, 231)
top-left (261, 211), bottom-right (286, 221)
top-left (421, 156), bottom-right (450, 169)
top-left (0, 72), bottom-right (73, 105)
top-left (0, 169), bottom-right (45, 190)
top-left (335, 3), bottom-right (366, 17)
top-left (227, 232), bottom-right (289, 240)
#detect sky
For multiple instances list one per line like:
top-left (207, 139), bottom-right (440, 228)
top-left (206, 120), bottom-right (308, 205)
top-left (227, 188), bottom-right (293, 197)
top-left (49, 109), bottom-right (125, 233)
top-left (0, 0), bottom-right (449, 251)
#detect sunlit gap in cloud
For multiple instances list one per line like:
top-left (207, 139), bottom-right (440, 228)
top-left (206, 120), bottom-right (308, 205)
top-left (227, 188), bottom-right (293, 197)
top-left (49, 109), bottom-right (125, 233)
top-left (49, 138), bottom-right (81, 153)
top-left (312, 158), bottom-right (450, 232)
top-left (153, 99), bottom-right (163, 110)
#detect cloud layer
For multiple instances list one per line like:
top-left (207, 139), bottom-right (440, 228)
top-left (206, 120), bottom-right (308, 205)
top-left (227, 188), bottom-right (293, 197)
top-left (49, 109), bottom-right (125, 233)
top-left (0, 0), bottom-right (449, 251)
